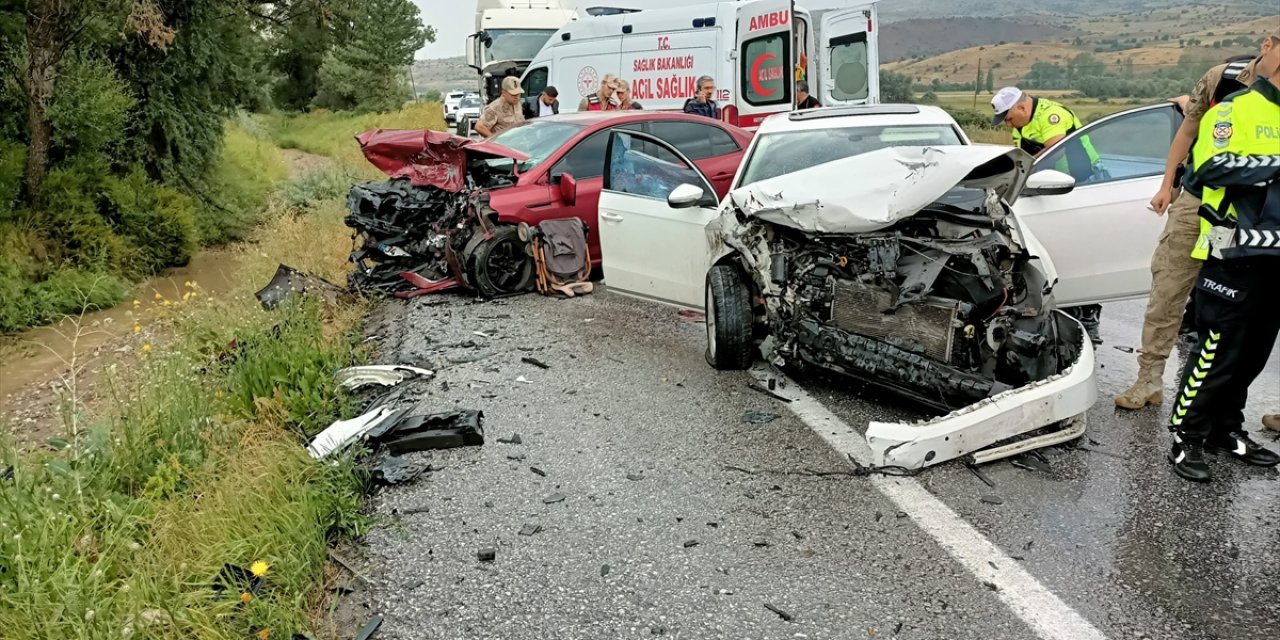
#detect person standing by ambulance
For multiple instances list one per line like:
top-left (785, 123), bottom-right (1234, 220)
top-left (1165, 55), bottom-right (1280, 482)
top-left (991, 86), bottom-right (1105, 345)
top-left (683, 76), bottom-right (720, 119)
top-left (580, 75), bottom-right (622, 111)
top-left (1116, 35), bottom-right (1280, 410)
top-left (475, 76), bottom-right (526, 139)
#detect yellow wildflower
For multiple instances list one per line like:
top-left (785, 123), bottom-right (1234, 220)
top-left (182, 292), bottom-right (191, 301)
top-left (132, 299), bottom-right (141, 308)
top-left (214, 390), bottom-right (224, 399)
top-left (142, 344), bottom-right (152, 353)
top-left (183, 280), bottom-right (193, 288)
top-left (163, 300), bottom-right (172, 307)
top-left (133, 324), bottom-right (141, 334)
top-left (250, 561), bottom-right (269, 577)
top-left (239, 591), bottom-right (252, 604)
top-left (257, 630), bottom-right (270, 640)
top-left (153, 292), bottom-right (162, 300)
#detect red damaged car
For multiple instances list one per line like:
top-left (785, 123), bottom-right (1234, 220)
top-left (348, 112), bottom-right (752, 297)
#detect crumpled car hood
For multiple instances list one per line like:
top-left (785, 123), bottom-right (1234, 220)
top-left (726, 145), bottom-right (1033, 235)
top-left (355, 129), bottom-right (529, 193)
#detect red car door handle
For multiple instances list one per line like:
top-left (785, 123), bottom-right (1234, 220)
top-left (526, 202), bottom-right (554, 210)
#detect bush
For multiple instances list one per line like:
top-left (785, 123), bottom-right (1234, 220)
top-left (279, 165), bottom-right (357, 212)
top-left (104, 170), bottom-right (199, 273)
top-left (0, 141), bottom-right (25, 221)
top-left (0, 265), bottom-right (128, 332)
top-left (45, 52), bottom-right (135, 162)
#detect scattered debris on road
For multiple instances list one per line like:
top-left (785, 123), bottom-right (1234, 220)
top-left (980, 495), bottom-right (1004, 506)
top-left (530, 466), bottom-right (547, 477)
top-left (763, 603), bottom-right (794, 622)
top-left (520, 356), bottom-right (551, 369)
top-left (742, 411), bottom-right (781, 424)
top-left (518, 523), bottom-right (542, 537)
top-left (542, 492), bottom-right (565, 504)
top-left (335, 365), bottom-right (434, 390)
top-left (477, 546), bottom-right (497, 562)
top-left (682, 540), bottom-right (699, 548)
top-left (372, 455), bottom-right (428, 485)
top-left (747, 382), bottom-right (792, 403)
top-left (353, 614), bottom-right (384, 640)
top-left (375, 409), bottom-right (485, 454)
top-left (497, 433), bottom-right (523, 445)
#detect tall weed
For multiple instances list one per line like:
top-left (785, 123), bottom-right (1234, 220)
top-left (264, 102), bottom-right (446, 171)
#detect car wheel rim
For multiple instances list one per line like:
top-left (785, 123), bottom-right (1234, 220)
top-left (706, 282), bottom-right (717, 355)
top-left (485, 236), bottom-right (530, 292)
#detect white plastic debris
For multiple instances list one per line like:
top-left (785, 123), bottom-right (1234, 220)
top-left (307, 406), bottom-right (399, 459)
top-left (515, 376), bottom-right (532, 384)
top-left (334, 365), bottom-right (434, 390)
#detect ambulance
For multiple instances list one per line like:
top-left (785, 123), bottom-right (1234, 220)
top-left (519, 0), bottom-right (881, 129)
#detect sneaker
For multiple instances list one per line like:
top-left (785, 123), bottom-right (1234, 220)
top-left (1168, 438), bottom-right (1211, 482)
top-left (1206, 431), bottom-right (1280, 467)
top-left (1263, 415), bottom-right (1280, 433)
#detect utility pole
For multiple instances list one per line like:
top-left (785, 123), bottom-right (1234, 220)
top-left (973, 57), bottom-right (982, 109)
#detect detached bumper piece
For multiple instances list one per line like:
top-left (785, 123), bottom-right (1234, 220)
top-left (865, 311), bottom-right (1096, 469)
top-left (368, 409), bottom-right (485, 454)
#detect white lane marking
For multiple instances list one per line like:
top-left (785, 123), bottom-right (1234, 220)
top-left (761, 371), bottom-right (1110, 640)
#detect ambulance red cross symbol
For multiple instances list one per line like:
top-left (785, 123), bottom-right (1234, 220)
top-left (577, 67), bottom-right (599, 97)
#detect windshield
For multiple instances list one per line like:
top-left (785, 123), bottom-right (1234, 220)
top-left (459, 96), bottom-right (482, 108)
top-left (483, 28), bottom-right (558, 64)
top-left (739, 124), bottom-right (965, 185)
top-left (488, 120), bottom-right (585, 172)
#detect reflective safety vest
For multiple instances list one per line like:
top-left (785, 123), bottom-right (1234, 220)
top-left (1187, 80), bottom-right (1280, 260)
top-left (1012, 97), bottom-right (1101, 181)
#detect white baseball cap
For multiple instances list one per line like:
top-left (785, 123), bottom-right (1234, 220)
top-left (991, 86), bottom-right (1023, 126)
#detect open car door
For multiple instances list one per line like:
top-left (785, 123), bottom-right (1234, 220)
top-left (1013, 102), bottom-right (1182, 306)
top-left (814, 5), bottom-right (879, 107)
top-left (597, 130), bottom-right (721, 309)
top-left (734, 0), bottom-right (793, 129)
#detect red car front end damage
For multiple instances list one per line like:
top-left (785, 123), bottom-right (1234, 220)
top-left (346, 114), bottom-right (751, 298)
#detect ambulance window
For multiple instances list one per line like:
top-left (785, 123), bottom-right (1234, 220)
top-left (523, 67), bottom-right (549, 97)
top-left (828, 32), bottom-right (869, 102)
top-left (741, 33), bottom-right (791, 107)
top-left (648, 122), bottom-right (740, 160)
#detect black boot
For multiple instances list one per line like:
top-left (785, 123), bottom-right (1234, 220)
top-left (1169, 436), bottom-right (1211, 482)
top-left (1206, 430), bottom-right (1280, 467)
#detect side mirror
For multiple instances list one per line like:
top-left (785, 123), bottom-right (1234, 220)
top-left (559, 173), bottom-right (577, 205)
top-left (667, 183), bottom-right (706, 209)
top-left (1022, 170), bottom-right (1076, 197)
top-left (465, 34), bottom-right (479, 69)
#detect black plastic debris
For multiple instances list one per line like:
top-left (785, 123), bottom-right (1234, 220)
top-left (742, 411), bottom-right (781, 424)
top-left (542, 492), bottom-right (565, 504)
top-left (530, 466), bottom-right (547, 477)
top-left (477, 546), bottom-right (496, 562)
top-left (626, 473), bottom-right (644, 481)
top-left (600, 564), bottom-right (611, 577)
top-left (683, 540), bottom-right (699, 548)
top-left (518, 523), bottom-right (542, 537)
top-left (372, 455), bottom-right (428, 485)
top-left (497, 433), bottom-right (523, 445)
top-left (354, 614), bottom-right (383, 640)
top-left (764, 603), bottom-right (794, 622)
top-left (521, 356), bottom-right (551, 369)
top-left (1011, 452), bottom-right (1051, 473)
top-left (212, 563), bottom-right (263, 596)
top-left (747, 382), bottom-right (792, 403)
top-left (980, 495), bottom-right (1004, 506)
top-left (254, 264), bottom-right (353, 311)
top-left (983, 580), bottom-right (1000, 592)
top-left (368, 410), bottom-right (484, 454)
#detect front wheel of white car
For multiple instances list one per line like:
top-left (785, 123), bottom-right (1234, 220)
top-left (705, 265), bottom-right (754, 370)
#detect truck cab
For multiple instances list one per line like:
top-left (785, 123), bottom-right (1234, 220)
top-left (465, 0), bottom-right (579, 104)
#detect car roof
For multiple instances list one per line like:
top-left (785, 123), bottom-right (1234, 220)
top-left (754, 103), bottom-right (959, 135)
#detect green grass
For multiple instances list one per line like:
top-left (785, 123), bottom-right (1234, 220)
top-left (196, 121), bottom-right (290, 246)
top-left (263, 103), bottom-right (448, 172)
top-left (0, 168), bottom-right (371, 638)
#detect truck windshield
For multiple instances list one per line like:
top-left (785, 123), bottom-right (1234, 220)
top-left (488, 120), bottom-right (585, 172)
top-left (738, 124), bottom-right (965, 185)
top-left (483, 29), bottom-right (558, 64)
top-left (460, 96), bottom-right (482, 108)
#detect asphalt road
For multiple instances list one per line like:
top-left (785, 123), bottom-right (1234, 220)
top-left (354, 289), bottom-right (1280, 640)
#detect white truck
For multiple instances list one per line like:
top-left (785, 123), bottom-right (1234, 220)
top-left (519, 0), bottom-right (880, 129)
top-left (463, 0), bottom-right (578, 131)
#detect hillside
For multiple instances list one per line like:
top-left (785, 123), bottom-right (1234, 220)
top-left (877, 0), bottom-right (1277, 20)
top-left (412, 56), bottom-right (475, 96)
top-left (887, 12), bottom-right (1278, 87)
top-left (879, 18), bottom-right (1080, 62)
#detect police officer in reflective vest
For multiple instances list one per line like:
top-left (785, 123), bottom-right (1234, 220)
top-left (1116, 37), bottom-right (1280, 412)
top-left (991, 86), bottom-right (1105, 345)
top-left (1166, 65), bottom-right (1280, 482)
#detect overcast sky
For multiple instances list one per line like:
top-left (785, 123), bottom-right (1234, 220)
top-left (412, 0), bottom-right (847, 59)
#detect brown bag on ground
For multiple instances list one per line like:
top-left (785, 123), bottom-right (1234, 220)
top-left (529, 218), bottom-right (593, 298)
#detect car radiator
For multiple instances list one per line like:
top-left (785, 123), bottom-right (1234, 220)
top-left (827, 281), bottom-right (957, 363)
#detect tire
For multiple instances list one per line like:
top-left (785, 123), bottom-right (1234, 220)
top-left (705, 264), bottom-right (754, 370)
top-left (467, 226), bottom-right (536, 298)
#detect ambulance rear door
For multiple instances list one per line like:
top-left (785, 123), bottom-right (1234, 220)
top-left (733, 0), bottom-right (793, 129)
top-left (815, 3), bottom-right (879, 106)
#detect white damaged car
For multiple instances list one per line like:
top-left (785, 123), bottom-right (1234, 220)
top-left (594, 103), bottom-right (1182, 469)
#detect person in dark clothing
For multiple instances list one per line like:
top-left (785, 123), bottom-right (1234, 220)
top-left (796, 81), bottom-right (820, 109)
top-left (683, 75), bottom-right (720, 119)
top-left (524, 86), bottom-right (560, 118)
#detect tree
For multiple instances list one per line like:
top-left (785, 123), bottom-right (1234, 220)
top-left (984, 68), bottom-right (994, 92)
top-left (313, 0), bottom-right (431, 112)
top-left (879, 70), bottom-right (913, 103)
